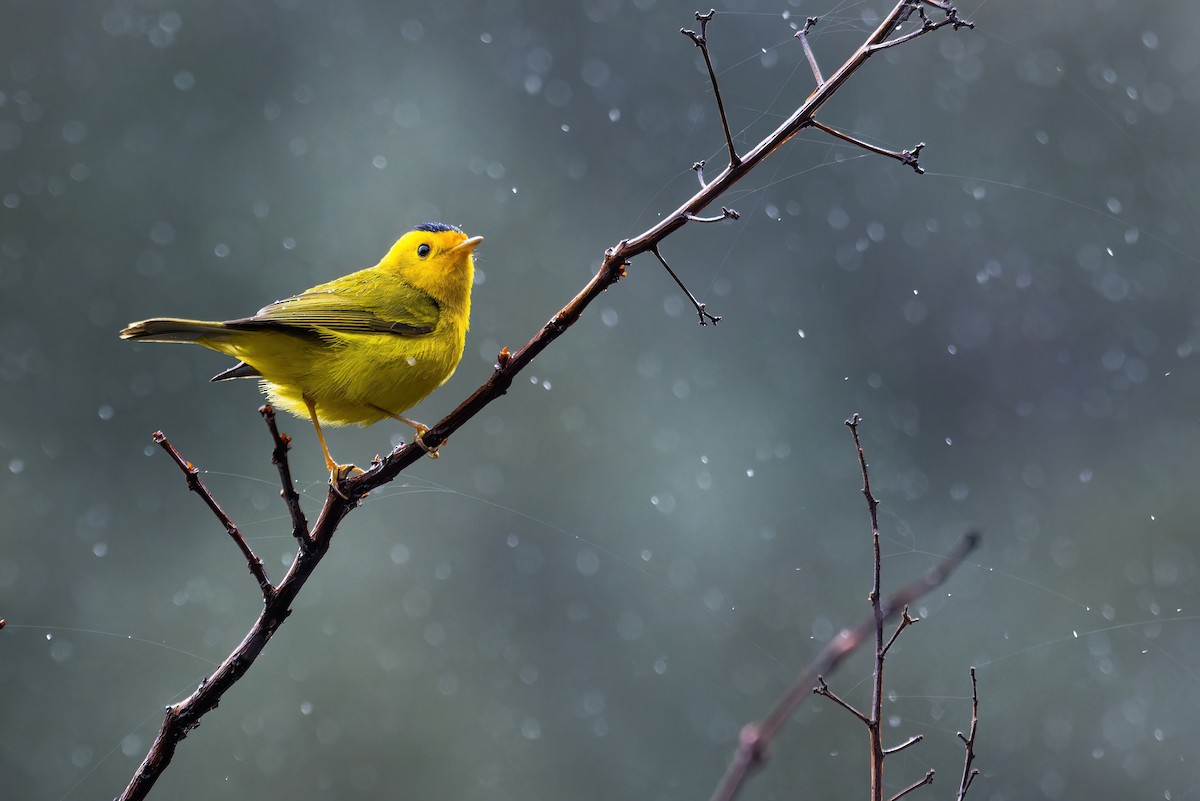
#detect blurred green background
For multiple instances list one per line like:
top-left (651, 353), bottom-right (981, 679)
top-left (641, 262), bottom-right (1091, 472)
top-left (3, 0), bottom-right (1198, 799)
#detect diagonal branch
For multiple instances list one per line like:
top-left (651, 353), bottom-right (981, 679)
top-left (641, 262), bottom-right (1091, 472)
top-left (811, 120), bottom-right (925, 173)
top-left (152, 431), bottom-right (274, 600)
top-left (652, 245), bottom-right (722, 326)
top-left (814, 675), bottom-right (869, 724)
top-left (889, 769), bottom-right (936, 801)
top-left (350, 0), bottom-right (973, 497)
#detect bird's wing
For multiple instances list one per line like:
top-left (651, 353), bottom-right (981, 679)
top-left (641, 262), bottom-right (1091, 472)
top-left (228, 281), bottom-right (440, 337)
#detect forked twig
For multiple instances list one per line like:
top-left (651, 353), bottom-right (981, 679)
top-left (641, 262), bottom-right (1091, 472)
top-left (682, 10), bottom-right (740, 168)
top-left (956, 667), bottom-right (982, 800)
top-left (152, 431), bottom-right (274, 600)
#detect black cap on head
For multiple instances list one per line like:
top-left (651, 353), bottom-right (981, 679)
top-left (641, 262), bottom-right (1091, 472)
top-left (415, 222), bottom-right (464, 234)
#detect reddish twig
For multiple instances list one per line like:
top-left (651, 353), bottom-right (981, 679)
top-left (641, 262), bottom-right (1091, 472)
top-left (706, 531), bottom-right (979, 801)
top-left (152, 431), bottom-right (274, 600)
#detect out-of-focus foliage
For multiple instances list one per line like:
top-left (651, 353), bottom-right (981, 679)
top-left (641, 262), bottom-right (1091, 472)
top-left (2, 1), bottom-right (1198, 799)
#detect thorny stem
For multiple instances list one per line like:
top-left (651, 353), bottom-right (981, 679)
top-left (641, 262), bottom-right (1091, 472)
top-left (152, 431), bottom-right (274, 600)
top-left (652, 245), bottom-right (723, 326)
top-left (122, 3), bottom-right (975, 797)
top-left (682, 10), bottom-right (741, 168)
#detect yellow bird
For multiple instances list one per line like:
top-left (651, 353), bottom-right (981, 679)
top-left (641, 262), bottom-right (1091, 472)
top-left (120, 223), bottom-right (482, 484)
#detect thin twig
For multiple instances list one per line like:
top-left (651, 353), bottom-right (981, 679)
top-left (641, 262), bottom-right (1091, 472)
top-left (882, 734), bottom-right (924, 756)
top-left (889, 769), bottom-right (936, 801)
top-left (795, 17), bottom-right (824, 86)
top-left (693, 160), bottom-right (707, 187)
top-left (259, 405), bottom-right (311, 549)
top-left (881, 605), bottom-right (918, 658)
top-left (956, 667), bottom-right (981, 801)
top-left (845, 412), bottom-right (888, 801)
top-left (152, 431), bottom-right (274, 600)
top-left (651, 245), bottom-right (722, 326)
top-left (814, 675), bottom-right (869, 724)
top-left (872, 0), bottom-right (974, 51)
top-left (707, 531), bottom-right (979, 801)
top-left (682, 10), bottom-right (741, 168)
top-left (685, 206), bottom-right (740, 224)
top-left (811, 120), bottom-right (925, 174)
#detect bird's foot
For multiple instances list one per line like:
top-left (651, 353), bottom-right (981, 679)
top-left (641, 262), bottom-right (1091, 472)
top-left (327, 462), bottom-right (364, 499)
top-left (412, 426), bottom-right (442, 459)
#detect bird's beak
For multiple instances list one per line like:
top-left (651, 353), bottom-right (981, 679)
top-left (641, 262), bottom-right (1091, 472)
top-left (451, 235), bottom-right (484, 254)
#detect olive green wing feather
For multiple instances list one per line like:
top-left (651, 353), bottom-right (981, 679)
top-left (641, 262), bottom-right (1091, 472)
top-left (225, 278), bottom-right (440, 338)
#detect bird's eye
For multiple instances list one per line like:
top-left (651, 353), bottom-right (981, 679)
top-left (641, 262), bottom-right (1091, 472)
top-left (417, 243), bottom-right (431, 258)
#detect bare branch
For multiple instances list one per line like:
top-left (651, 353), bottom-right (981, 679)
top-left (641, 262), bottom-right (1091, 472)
top-left (814, 675), bottom-right (869, 724)
top-left (685, 206), bottom-right (740, 224)
top-left (259, 405), bottom-right (311, 550)
top-left (956, 667), bottom-right (982, 801)
top-left (706, 531), bottom-right (980, 801)
top-left (888, 769), bottom-right (936, 801)
top-left (881, 605), bottom-right (918, 658)
top-left (811, 120), bottom-right (925, 174)
top-left (795, 17), bottom-right (824, 87)
top-left (692, 160), bottom-right (708, 188)
top-left (152, 431), bottom-right (274, 600)
top-left (349, 0), bottom-right (974, 498)
top-left (872, 0), bottom-right (974, 51)
top-left (682, 10), bottom-right (741, 168)
top-left (652, 245), bottom-right (722, 326)
top-left (882, 734), bottom-right (924, 756)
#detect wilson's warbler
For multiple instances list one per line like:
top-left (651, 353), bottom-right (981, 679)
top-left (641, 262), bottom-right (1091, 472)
top-left (120, 223), bottom-right (482, 484)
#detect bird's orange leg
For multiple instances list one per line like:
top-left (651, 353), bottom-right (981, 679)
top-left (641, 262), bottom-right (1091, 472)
top-left (370, 404), bottom-right (440, 459)
top-left (304, 397), bottom-right (363, 492)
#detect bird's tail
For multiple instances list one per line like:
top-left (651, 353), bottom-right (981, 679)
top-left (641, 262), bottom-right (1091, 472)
top-left (119, 318), bottom-right (228, 343)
